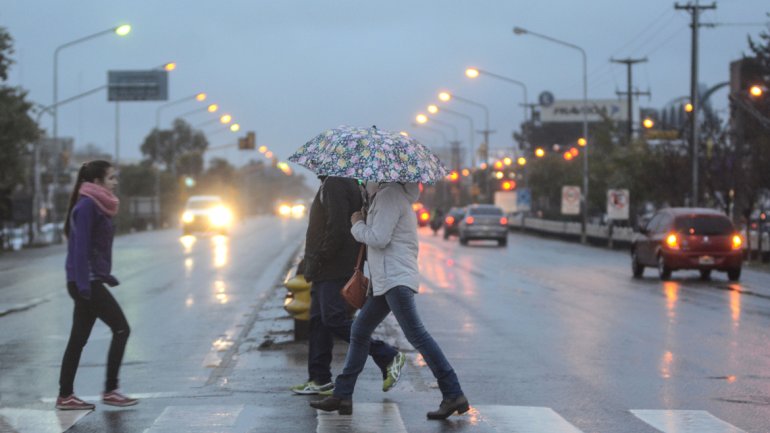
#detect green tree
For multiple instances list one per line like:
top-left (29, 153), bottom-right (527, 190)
top-left (139, 118), bottom-right (208, 175)
top-left (0, 27), bottom-right (40, 219)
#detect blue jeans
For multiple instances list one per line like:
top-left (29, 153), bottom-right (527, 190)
top-left (308, 278), bottom-right (398, 384)
top-left (334, 286), bottom-right (463, 399)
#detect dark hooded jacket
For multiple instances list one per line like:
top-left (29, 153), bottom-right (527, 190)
top-left (302, 176), bottom-right (363, 282)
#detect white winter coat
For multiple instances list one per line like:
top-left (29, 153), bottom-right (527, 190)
top-left (351, 182), bottom-right (420, 296)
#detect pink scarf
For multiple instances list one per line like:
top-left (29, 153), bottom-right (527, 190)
top-left (79, 182), bottom-right (119, 217)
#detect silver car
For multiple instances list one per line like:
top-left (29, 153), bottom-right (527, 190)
top-left (458, 204), bottom-right (509, 247)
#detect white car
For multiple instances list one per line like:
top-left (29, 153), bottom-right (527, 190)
top-left (181, 195), bottom-right (233, 235)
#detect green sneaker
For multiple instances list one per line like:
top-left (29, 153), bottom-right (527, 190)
top-left (318, 388), bottom-right (334, 397)
top-left (290, 380), bottom-right (334, 395)
top-left (383, 352), bottom-right (406, 392)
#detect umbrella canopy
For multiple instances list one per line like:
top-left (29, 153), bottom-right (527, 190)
top-left (288, 125), bottom-right (447, 184)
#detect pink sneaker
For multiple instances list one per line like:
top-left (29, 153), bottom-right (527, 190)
top-left (101, 390), bottom-right (139, 407)
top-left (56, 394), bottom-right (95, 411)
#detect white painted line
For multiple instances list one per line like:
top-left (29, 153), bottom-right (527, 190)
top-left (631, 409), bottom-right (747, 433)
top-left (40, 390), bottom-right (227, 404)
top-left (474, 405), bottom-right (585, 433)
top-left (0, 408), bottom-right (90, 433)
top-left (316, 402), bottom-right (407, 433)
top-left (143, 405), bottom-right (244, 433)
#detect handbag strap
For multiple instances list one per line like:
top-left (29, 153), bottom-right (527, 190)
top-left (355, 244), bottom-right (366, 271)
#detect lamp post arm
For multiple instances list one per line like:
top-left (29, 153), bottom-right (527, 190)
top-left (452, 95), bottom-right (489, 130)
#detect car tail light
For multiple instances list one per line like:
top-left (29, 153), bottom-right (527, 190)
top-left (500, 217), bottom-right (508, 225)
top-left (420, 211), bottom-right (430, 222)
top-left (732, 234), bottom-right (743, 250)
top-left (465, 216), bottom-right (475, 225)
top-left (445, 216), bottom-right (455, 225)
top-left (665, 233), bottom-right (680, 250)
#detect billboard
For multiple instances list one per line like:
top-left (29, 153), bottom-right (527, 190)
top-left (108, 70), bottom-right (169, 101)
top-left (540, 99), bottom-right (628, 123)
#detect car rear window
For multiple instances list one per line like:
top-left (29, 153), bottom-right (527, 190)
top-left (469, 207), bottom-right (503, 216)
top-left (187, 200), bottom-right (220, 209)
top-left (674, 216), bottom-right (734, 235)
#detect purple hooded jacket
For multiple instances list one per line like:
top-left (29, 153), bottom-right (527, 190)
top-left (65, 196), bottom-right (119, 298)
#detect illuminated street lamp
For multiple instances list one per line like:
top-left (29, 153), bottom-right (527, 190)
top-left (220, 114), bottom-right (232, 124)
top-left (163, 62), bottom-right (177, 72)
top-left (684, 102), bottom-right (694, 113)
top-left (465, 66), bottom-right (529, 122)
top-left (258, 145), bottom-right (268, 153)
top-left (230, 123), bottom-right (240, 132)
top-left (517, 157), bottom-right (527, 166)
top-left (535, 147), bottom-right (545, 158)
top-left (749, 85), bottom-right (764, 98)
top-left (416, 113), bottom-right (428, 124)
top-left (643, 118), bottom-right (655, 129)
top-left (514, 25), bottom-right (589, 243)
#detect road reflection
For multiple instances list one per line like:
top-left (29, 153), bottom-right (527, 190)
top-left (179, 235), bottom-right (196, 254)
top-left (212, 235), bottom-right (229, 268)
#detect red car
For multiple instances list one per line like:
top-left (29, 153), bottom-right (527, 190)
top-left (631, 208), bottom-right (743, 281)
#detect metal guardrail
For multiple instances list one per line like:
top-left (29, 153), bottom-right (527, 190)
top-left (509, 216), bottom-right (770, 253)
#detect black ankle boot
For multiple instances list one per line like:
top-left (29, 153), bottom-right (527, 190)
top-left (426, 394), bottom-right (470, 420)
top-left (309, 396), bottom-right (353, 415)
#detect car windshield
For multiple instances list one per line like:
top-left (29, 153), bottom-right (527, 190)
top-left (469, 207), bottom-right (503, 216)
top-left (674, 216), bottom-right (733, 235)
top-left (187, 200), bottom-right (221, 210)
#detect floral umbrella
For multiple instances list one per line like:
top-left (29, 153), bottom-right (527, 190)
top-left (288, 125), bottom-right (447, 184)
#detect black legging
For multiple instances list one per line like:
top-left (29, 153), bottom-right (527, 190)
top-left (59, 281), bottom-right (130, 397)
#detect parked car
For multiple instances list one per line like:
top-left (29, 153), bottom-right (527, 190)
top-left (181, 195), bottom-right (234, 235)
top-left (631, 207), bottom-right (743, 281)
top-left (457, 204), bottom-right (509, 247)
top-left (442, 207), bottom-right (466, 240)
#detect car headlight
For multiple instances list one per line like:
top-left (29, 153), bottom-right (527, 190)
top-left (209, 206), bottom-right (232, 227)
top-left (278, 204), bottom-right (292, 217)
top-left (182, 211), bottom-right (194, 224)
top-left (291, 204), bottom-right (306, 218)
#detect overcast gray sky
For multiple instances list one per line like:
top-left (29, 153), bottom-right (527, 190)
top-left (3, 0), bottom-right (768, 170)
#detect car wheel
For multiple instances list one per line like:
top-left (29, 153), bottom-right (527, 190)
top-left (498, 238), bottom-right (507, 247)
top-left (631, 249), bottom-right (644, 278)
top-left (727, 267), bottom-right (741, 282)
top-left (443, 231), bottom-right (449, 240)
top-left (459, 236), bottom-right (468, 246)
top-left (699, 269), bottom-right (712, 280)
top-left (657, 254), bottom-right (672, 281)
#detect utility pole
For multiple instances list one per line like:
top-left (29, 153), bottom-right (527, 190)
top-left (611, 57), bottom-right (650, 142)
top-left (675, 0), bottom-right (716, 207)
top-left (476, 129), bottom-right (496, 166)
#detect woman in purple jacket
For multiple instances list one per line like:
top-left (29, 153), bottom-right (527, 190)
top-left (56, 160), bottom-right (138, 410)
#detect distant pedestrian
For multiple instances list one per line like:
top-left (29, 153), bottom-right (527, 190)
top-left (291, 176), bottom-right (405, 396)
top-left (56, 160), bottom-right (137, 410)
top-left (311, 182), bottom-right (469, 419)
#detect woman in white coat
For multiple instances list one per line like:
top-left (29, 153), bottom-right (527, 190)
top-left (310, 182), bottom-right (469, 420)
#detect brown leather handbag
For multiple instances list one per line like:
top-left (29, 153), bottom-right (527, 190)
top-left (341, 244), bottom-right (369, 309)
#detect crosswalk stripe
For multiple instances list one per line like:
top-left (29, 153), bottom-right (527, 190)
top-left (143, 405), bottom-right (244, 433)
top-left (316, 402), bottom-right (408, 433)
top-left (631, 409), bottom-right (747, 433)
top-left (474, 405), bottom-right (585, 433)
top-left (0, 408), bottom-right (90, 433)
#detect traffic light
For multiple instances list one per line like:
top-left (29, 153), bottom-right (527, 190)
top-left (239, 131), bottom-right (256, 150)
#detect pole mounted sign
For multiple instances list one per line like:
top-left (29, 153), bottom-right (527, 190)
top-left (108, 70), bottom-right (168, 101)
top-left (607, 189), bottom-right (630, 220)
top-left (540, 99), bottom-right (628, 123)
top-left (561, 186), bottom-right (581, 215)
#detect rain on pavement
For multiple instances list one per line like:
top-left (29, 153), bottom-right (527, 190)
top-left (2, 217), bottom-right (770, 432)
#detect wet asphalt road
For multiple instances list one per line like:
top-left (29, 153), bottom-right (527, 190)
top-left (1, 218), bottom-right (770, 432)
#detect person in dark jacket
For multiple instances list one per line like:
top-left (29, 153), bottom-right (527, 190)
top-left (291, 176), bottom-right (405, 395)
top-left (56, 160), bottom-right (138, 410)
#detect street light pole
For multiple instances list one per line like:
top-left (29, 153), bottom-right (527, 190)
top-left (438, 92), bottom-right (494, 165)
top-left (53, 25), bottom-right (131, 141)
top-left (154, 92), bottom-right (207, 228)
top-left (466, 68), bottom-right (529, 124)
top-left (411, 123), bottom-right (449, 147)
top-left (514, 26), bottom-right (589, 244)
top-left (429, 105), bottom-right (475, 169)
